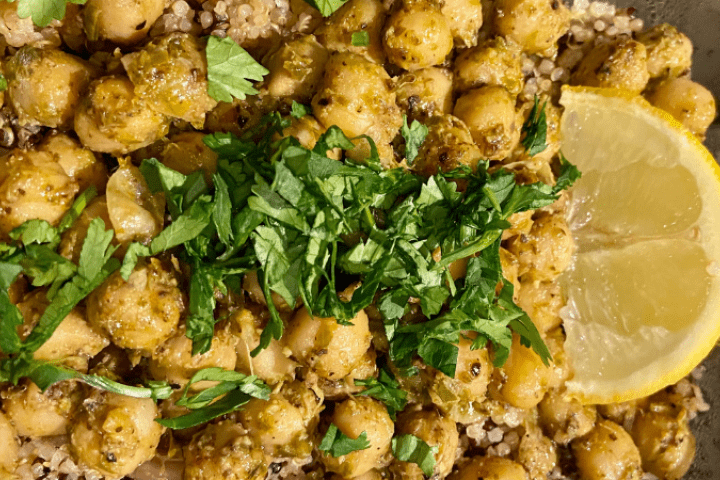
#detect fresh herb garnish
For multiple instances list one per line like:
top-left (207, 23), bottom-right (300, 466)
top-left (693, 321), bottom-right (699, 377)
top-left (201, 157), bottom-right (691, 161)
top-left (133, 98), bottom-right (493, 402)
top-left (521, 96), bottom-right (548, 157)
top-left (300, 0), bottom-right (349, 16)
top-left (290, 101), bottom-right (311, 119)
top-left (6, 0), bottom-right (85, 28)
top-left (206, 36), bottom-right (269, 103)
top-left (400, 115), bottom-right (428, 164)
top-left (0, 73), bottom-right (7, 92)
top-left (351, 31), bottom-right (370, 46)
top-left (319, 424), bottom-right (371, 457)
top-left (355, 363), bottom-right (407, 419)
top-left (392, 434), bottom-right (438, 477)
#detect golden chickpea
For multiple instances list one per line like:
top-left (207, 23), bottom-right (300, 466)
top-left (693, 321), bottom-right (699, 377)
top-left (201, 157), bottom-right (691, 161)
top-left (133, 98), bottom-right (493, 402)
top-left (84, 0), bottom-right (165, 46)
top-left (58, 196), bottom-right (114, 264)
top-left (572, 420), bottom-right (643, 480)
top-left (494, 0), bottom-right (570, 54)
top-left (517, 424), bottom-right (557, 480)
top-left (322, 397), bottom-right (394, 478)
top-left (38, 133), bottom-right (107, 194)
top-left (495, 335), bottom-right (551, 409)
top-left (441, 0), bottom-right (484, 47)
top-left (284, 306), bottom-right (372, 380)
top-left (264, 34), bottom-right (329, 102)
top-left (71, 390), bottom-right (164, 478)
top-left (572, 38), bottom-right (650, 94)
top-left (391, 409), bottom-right (459, 478)
top-left (454, 86), bottom-right (521, 161)
top-left (516, 280), bottom-right (563, 334)
top-left (160, 131), bottom-right (219, 185)
top-left (2, 380), bottom-right (82, 438)
top-left (636, 24), bottom-right (693, 79)
top-left (454, 37), bottom-right (524, 95)
top-left (412, 114), bottom-right (482, 176)
top-left (538, 388), bottom-right (596, 444)
top-left (450, 456), bottom-right (529, 480)
top-left (5, 46), bottom-right (96, 129)
top-left (383, 1), bottom-right (454, 71)
top-left (315, 0), bottom-right (388, 64)
top-left (647, 77), bottom-right (717, 140)
top-left (0, 411), bottom-right (19, 473)
top-left (87, 258), bottom-right (186, 355)
top-left (394, 67), bottom-right (454, 120)
top-left (631, 406), bottom-right (695, 480)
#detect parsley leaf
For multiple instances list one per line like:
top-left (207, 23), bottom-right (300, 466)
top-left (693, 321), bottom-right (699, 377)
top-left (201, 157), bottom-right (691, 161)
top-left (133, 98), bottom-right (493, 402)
top-left (300, 0), bottom-right (349, 16)
top-left (392, 434), bottom-right (438, 477)
top-left (351, 31), bottom-right (370, 46)
top-left (0, 73), bottom-right (7, 92)
top-left (13, 0), bottom-right (85, 28)
top-left (400, 115), bottom-right (428, 164)
top-left (521, 96), bottom-right (548, 156)
top-left (319, 424), bottom-right (371, 457)
top-left (9, 220), bottom-right (59, 246)
top-left (554, 152), bottom-right (582, 192)
top-left (206, 35), bottom-right (269, 103)
top-left (355, 364), bottom-right (408, 419)
top-left (290, 101), bottom-right (311, 119)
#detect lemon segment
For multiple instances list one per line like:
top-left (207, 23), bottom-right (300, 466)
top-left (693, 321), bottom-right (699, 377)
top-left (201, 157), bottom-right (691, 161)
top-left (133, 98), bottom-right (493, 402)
top-left (558, 86), bottom-right (720, 404)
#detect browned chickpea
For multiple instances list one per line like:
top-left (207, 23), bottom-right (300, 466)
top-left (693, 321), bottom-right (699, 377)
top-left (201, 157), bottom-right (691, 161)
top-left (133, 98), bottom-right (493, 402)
top-left (572, 420), bottom-right (643, 480)
top-left (572, 38), bottom-right (650, 94)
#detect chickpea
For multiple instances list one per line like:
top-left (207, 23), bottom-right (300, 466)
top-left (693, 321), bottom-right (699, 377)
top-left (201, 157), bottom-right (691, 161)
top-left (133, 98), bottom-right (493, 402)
top-left (264, 34), bottom-right (329, 102)
top-left (516, 280), bottom-right (563, 334)
top-left (494, 0), bottom-right (570, 55)
top-left (454, 37), bottom-right (524, 95)
top-left (543, 327), bottom-right (571, 389)
top-left (441, 0), bottom-right (483, 47)
top-left (122, 33), bottom-right (217, 128)
top-left (284, 306), bottom-right (372, 381)
top-left (454, 86), bottom-right (521, 161)
top-left (412, 114), bottom-right (482, 177)
top-left (631, 405), bottom-right (695, 480)
top-left (71, 390), bottom-right (164, 478)
top-left (87, 258), bottom-right (186, 355)
top-left (105, 159), bottom-right (165, 246)
top-left (383, 0), bottom-right (453, 71)
top-left (394, 67), bottom-right (454, 120)
top-left (279, 114), bottom-right (342, 160)
top-left (84, 0), bottom-right (165, 45)
top-left (315, 0), bottom-right (388, 64)
top-left (572, 420), bottom-right (643, 480)
top-left (75, 76), bottom-right (170, 155)
top-left (322, 396), bottom-right (394, 477)
top-left (59, 196), bottom-right (114, 264)
top-left (5, 46), bottom-right (96, 129)
top-left (242, 270), bottom-right (298, 312)
top-left (330, 472), bottom-right (383, 480)
top-left (647, 77), bottom-right (717, 140)
top-left (538, 388), bottom-right (596, 444)
top-left (502, 211), bottom-right (533, 240)
top-left (312, 52), bottom-right (402, 148)
top-left (495, 335), bottom-right (551, 409)
top-left (38, 133), bottom-right (107, 194)
top-left (572, 38), bottom-right (649, 94)
top-left (2, 379), bottom-right (82, 437)
top-left (636, 24), bottom-right (693, 79)
top-left (390, 408), bottom-right (459, 478)
top-left (149, 324), bottom-right (237, 389)
top-left (426, 336), bottom-right (492, 424)
top-left (160, 131), bottom-right (219, 185)
top-left (450, 456), bottom-right (529, 480)
top-left (0, 411), bottom-right (19, 473)
top-left (0, 148), bottom-right (79, 238)
top-left (500, 247), bottom-right (521, 295)
top-left (517, 423), bottom-right (557, 480)
top-left (232, 306), bottom-right (298, 385)
top-left (184, 420), bottom-right (267, 480)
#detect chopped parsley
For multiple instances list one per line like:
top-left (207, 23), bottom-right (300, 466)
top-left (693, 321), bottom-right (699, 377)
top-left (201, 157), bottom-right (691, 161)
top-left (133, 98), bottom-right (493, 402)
top-left (319, 424), bottom-right (371, 457)
top-left (521, 96), bottom-right (549, 157)
top-left (392, 434), bottom-right (438, 477)
top-left (0, 73), bottom-right (7, 92)
top-left (300, 0), bottom-right (349, 16)
top-left (400, 115), bottom-right (429, 164)
top-left (290, 100), bottom-right (311, 119)
top-left (351, 31), bottom-right (370, 46)
top-left (355, 363), bottom-right (407, 419)
top-left (7, 0), bottom-right (85, 28)
top-left (206, 36), bottom-right (269, 103)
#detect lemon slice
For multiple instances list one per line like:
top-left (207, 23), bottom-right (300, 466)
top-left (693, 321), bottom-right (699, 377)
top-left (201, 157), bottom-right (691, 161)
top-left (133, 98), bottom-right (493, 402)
top-left (558, 86), bottom-right (720, 404)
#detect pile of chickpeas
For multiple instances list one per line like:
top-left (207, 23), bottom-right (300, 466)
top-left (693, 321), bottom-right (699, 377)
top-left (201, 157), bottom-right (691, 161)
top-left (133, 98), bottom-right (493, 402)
top-left (0, 0), bottom-right (715, 479)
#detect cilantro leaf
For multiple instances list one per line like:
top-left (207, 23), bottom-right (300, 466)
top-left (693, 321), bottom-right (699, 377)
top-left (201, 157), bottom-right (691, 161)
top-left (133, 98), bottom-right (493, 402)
top-left (521, 96), bottom-right (548, 157)
top-left (206, 35), bottom-right (269, 103)
top-left (290, 101), bottom-right (311, 119)
top-left (351, 31), bottom-right (370, 46)
top-left (392, 434), bottom-right (438, 477)
top-left (14, 0), bottom-right (85, 28)
top-left (553, 152), bottom-right (582, 192)
top-left (57, 186), bottom-right (98, 233)
top-left (0, 73), bottom-right (7, 92)
top-left (319, 424), bottom-right (371, 457)
top-left (0, 287), bottom-right (24, 355)
top-left (355, 364), bottom-right (407, 419)
top-left (10, 220), bottom-right (59, 246)
top-left (300, 0), bottom-right (349, 16)
top-left (400, 115), bottom-right (428, 164)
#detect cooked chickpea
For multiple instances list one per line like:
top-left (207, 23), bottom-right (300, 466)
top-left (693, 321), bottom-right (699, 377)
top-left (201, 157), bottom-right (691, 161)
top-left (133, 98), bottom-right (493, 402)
top-left (391, 408), bottom-right (459, 478)
top-left (87, 258), bottom-right (186, 355)
top-left (149, 324), bottom-right (237, 388)
top-left (0, 411), bottom-right (19, 473)
top-left (5, 46), bottom-right (96, 129)
top-left (454, 86), bottom-right (521, 161)
top-left (412, 114), bottom-right (482, 176)
top-left (184, 420), bottom-right (267, 480)
top-left (647, 77), bottom-right (717, 140)
top-left (2, 380), bottom-right (82, 437)
top-left (516, 280), bottom-right (563, 333)
top-left (517, 423), bottom-right (557, 480)
top-left (572, 38), bottom-right (650, 94)
top-left (454, 37), bottom-right (524, 95)
top-left (84, 0), bottom-right (165, 45)
top-left (636, 24), bottom-right (693, 79)
top-left (38, 133), bottom-right (108, 194)
top-left (322, 396), bottom-right (394, 478)
top-left (450, 456), bottom-right (529, 480)
top-left (278, 114), bottom-right (342, 159)
top-left (495, 335), bottom-right (551, 409)
top-left (264, 34), bottom-right (329, 101)
top-left (160, 131), bottom-right (219, 185)
top-left (538, 388), bottom-right (596, 444)
top-left (59, 196), bottom-right (114, 263)
top-left (242, 270), bottom-right (298, 312)
top-left (315, 0), bottom-right (388, 64)
top-left (312, 52), bottom-right (402, 149)
top-left (494, 0), bottom-right (570, 54)
top-left (105, 159), bottom-right (165, 246)
top-left (572, 420), bottom-right (643, 480)
top-left (394, 67), bottom-right (454, 119)
top-left (71, 391), bottom-right (164, 478)
top-left (284, 306), bottom-right (372, 380)
top-left (0, 148), bottom-right (79, 238)
top-left (631, 406), bottom-right (695, 480)
top-left (383, 1), bottom-right (453, 71)
top-left (75, 76), bottom-right (170, 155)
top-left (440, 0), bottom-right (483, 47)
top-left (122, 33), bottom-right (217, 128)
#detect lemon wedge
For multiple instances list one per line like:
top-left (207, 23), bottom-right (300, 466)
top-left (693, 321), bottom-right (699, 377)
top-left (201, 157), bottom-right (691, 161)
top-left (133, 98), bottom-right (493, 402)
top-left (558, 86), bottom-right (720, 404)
